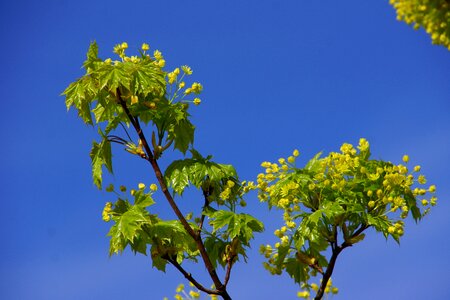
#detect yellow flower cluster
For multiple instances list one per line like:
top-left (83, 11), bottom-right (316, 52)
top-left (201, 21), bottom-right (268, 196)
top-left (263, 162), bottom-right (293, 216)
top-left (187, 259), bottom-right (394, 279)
top-left (297, 279), bottom-right (338, 298)
top-left (257, 138), bottom-right (437, 256)
top-left (185, 82), bottom-right (203, 95)
top-left (102, 202), bottom-right (112, 222)
top-left (219, 180), bottom-right (236, 201)
top-left (390, 0), bottom-right (450, 50)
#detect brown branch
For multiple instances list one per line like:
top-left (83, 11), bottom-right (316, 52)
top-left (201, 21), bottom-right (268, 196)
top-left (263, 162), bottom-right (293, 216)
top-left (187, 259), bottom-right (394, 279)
top-left (165, 256), bottom-right (219, 295)
top-left (314, 224), bottom-right (370, 299)
top-left (224, 256), bottom-right (235, 287)
top-left (116, 90), bottom-right (231, 299)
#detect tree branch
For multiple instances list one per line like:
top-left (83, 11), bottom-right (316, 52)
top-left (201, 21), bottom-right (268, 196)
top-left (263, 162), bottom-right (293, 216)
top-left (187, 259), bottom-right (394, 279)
top-left (116, 90), bottom-right (231, 299)
top-left (165, 256), bottom-right (219, 295)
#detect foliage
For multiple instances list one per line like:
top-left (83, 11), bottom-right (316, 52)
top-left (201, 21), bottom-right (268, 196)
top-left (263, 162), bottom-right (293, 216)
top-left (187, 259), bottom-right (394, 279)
top-left (256, 138), bottom-right (436, 298)
top-left (390, 0), bottom-right (450, 50)
top-left (63, 42), bottom-right (263, 300)
top-left (64, 42), bottom-right (437, 299)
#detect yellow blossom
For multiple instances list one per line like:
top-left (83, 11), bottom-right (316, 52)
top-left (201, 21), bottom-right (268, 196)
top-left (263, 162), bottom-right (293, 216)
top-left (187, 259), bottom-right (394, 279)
top-left (189, 290), bottom-right (200, 298)
top-left (175, 284), bottom-right (184, 293)
top-left (418, 175), bottom-right (426, 184)
top-left (182, 65), bottom-right (193, 75)
top-left (193, 98), bottom-right (201, 105)
top-left (131, 95), bottom-right (139, 104)
top-left (157, 59), bottom-right (166, 68)
top-left (150, 184), bottom-right (158, 191)
top-left (429, 185), bottom-right (436, 193)
top-left (293, 149), bottom-right (300, 157)
top-left (138, 183), bottom-right (146, 189)
top-left (402, 155), bottom-right (409, 163)
top-left (121, 42), bottom-right (128, 49)
top-left (153, 50), bottom-right (163, 60)
top-left (297, 291), bottom-right (310, 298)
top-left (141, 43), bottom-right (150, 51)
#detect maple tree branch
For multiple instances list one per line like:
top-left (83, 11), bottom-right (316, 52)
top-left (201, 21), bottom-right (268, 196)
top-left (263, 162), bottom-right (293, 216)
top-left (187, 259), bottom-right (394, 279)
top-left (165, 256), bottom-right (219, 295)
top-left (116, 90), bottom-right (230, 299)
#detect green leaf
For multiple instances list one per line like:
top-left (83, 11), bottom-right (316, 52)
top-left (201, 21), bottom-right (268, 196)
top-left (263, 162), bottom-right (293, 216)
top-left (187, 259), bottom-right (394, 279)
top-left (305, 151), bottom-right (323, 172)
top-left (210, 210), bottom-right (264, 244)
top-left (83, 41), bottom-right (100, 73)
top-left (204, 235), bottom-right (228, 268)
top-left (134, 190), bottom-right (155, 208)
top-left (89, 136), bottom-right (113, 189)
top-left (171, 119), bottom-right (195, 154)
top-left (285, 257), bottom-right (310, 284)
top-left (164, 151), bottom-right (238, 196)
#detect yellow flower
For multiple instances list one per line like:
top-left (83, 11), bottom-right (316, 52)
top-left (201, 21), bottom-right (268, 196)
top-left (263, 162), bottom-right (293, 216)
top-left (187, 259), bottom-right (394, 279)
top-left (150, 184), bottom-right (158, 191)
top-left (175, 284), bottom-right (184, 293)
top-left (293, 149), bottom-right (300, 157)
top-left (153, 50), bottom-right (163, 60)
top-left (287, 156), bottom-right (295, 163)
top-left (189, 290), bottom-right (200, 298)
top-left (358, 138), bottom-right (370, 151)
top-left (157, 59), bottom-right (166, 68)
top-left (297, 291), bottom-right (310, 298)
top-left (414, 165), bottom-right (421, 172)
top-left (331, 287), bottom-right (339, 294)
top-left (102, 202), bottom-right (113, 222)
top-left (174, 295), bottom-right (182, 300)
top-left (131, 95), bottom-right (139, 105)
top-left (429, 185), bottom-right (436, 193)
top-left (191, 82), bottom-right (203, 94)
top-left (138, 183), bottom-right (145, 189)
top-left (141, 43), bottom-right (150, 51)
top-left (418, 175), bottom-right (426, 184)
top-left (421, 199), bottom-right (429, 206)
top-left (104, 58), bottom-right (112, 64)
top-left (173, 68), bottom-right (180, 75)
top-left (227, 180), bottom-right (235, 188)
top-left (311, 283), bottom-right (319, 291)
top-left (193, 98), bottom-right (201, 106)
top-left (121, 42), bottom-right (128, 49)
top-left (402, 155), bottom-right (409, 163)
top-left (178, 82), bottom-right (185, 89)
top-left (182, 65), bottom-right (193, 75)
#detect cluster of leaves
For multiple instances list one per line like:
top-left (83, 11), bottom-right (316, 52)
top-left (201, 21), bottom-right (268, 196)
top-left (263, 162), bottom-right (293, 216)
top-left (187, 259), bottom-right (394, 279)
top-left (102, 183), bottom-right (199, 271)
top-left (165, 149), bottom-right (264, 268)
top-left (63, 41), bottom-right (200, 188)
top-left (256, 138), bottom-right (436, 297)
top-left (390, 0), bottom-right (450, 50)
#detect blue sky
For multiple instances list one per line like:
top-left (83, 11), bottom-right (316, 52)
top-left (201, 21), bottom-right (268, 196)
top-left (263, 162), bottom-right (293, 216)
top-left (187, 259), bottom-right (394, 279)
top-left (1, 0), bottom-right (449, 299)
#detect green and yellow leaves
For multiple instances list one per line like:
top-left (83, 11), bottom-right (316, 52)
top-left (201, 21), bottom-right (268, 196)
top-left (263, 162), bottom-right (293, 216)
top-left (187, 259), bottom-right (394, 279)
top-left (208, 210), bottom-right (264, 246)
top-left (256, 138), bottom-right (437, 289)
top-left (164, 150), bottom-right (238, 200)
top-left (106, 188), bottom-right (199, 271)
